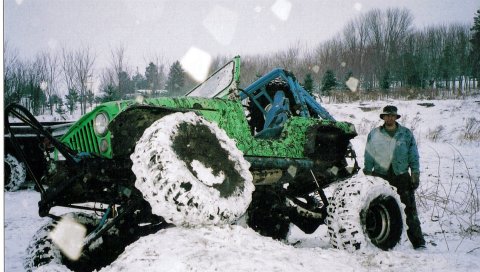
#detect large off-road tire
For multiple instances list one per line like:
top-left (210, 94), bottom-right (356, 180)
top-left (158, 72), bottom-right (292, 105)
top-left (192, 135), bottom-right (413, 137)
top-left (131, 112), bottom-right (255, 227)
top-left (246, 186), bottom-right (291, 240)
top-left (4, 153), bottom-right (26, 191)
top-left (24, 212), bottom-right (124, 272)
top-left (326, 176), bottom-right (406, 252)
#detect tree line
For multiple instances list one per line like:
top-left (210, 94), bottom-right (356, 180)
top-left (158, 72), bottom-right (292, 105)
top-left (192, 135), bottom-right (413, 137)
top-left (4, 8), bottom-right (480, 115)
top-left (237, 8), bottom-right (480, 97)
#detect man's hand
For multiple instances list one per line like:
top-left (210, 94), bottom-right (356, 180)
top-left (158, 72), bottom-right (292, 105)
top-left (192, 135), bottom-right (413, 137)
top-left (411, 173), bottom-right (420, 190)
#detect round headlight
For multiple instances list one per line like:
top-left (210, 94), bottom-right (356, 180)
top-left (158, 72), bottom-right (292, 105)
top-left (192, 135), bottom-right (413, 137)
top-left (99, 138), bottom-right (109, 153)
top-left (94, 112), bottom-right (109, 135)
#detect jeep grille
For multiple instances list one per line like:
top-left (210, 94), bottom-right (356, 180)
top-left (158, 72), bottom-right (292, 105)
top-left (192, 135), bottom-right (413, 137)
top-left (67, 121), bottom-right (100, 153)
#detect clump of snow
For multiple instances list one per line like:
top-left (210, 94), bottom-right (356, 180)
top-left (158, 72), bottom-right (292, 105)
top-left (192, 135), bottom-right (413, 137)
top-left (191, 159), bottom-right (225, 186)
top-left (99, 225), bottom-right (360, 272)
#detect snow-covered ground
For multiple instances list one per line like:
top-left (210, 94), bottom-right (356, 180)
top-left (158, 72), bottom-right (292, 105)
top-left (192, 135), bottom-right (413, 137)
top-left (4, 98), bottom-right (480, 271)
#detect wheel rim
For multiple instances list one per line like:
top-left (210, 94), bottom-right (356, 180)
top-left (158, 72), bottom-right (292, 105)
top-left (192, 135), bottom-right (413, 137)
top-left (366, 203), bottom-right (391, 244)
top-left (363, 195), bottom-right (402, 250)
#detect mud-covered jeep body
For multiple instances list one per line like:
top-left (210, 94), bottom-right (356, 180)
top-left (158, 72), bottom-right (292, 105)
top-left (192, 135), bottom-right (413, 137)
top-left (6, 56), bottom-right (406, 270)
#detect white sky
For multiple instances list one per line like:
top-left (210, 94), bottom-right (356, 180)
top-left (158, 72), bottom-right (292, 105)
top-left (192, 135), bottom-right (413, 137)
top-left (3, 0), bottom-right (479, 72)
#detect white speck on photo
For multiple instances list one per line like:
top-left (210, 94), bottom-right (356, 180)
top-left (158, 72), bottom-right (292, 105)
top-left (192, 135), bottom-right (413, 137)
top-left (203, 5), bottom-right (238, 46)
top-left (180, 47), bottom-right (212, 82)
top-left (346, 77), bottom-right (359, 92)
top-left (354, 2), bottom-right (363, 11)
top-left (49, 216), bottom-right (87, 261)
top-left (271, 0), bottom-right (292, 21)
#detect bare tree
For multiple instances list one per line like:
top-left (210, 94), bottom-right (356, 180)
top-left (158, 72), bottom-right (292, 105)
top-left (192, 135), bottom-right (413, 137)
top-left (74, 46), bottom-right (96, 114)
top-left (37, 51), bottom-right (61, 114)
top-left (111, 45), bottom-right (126, 81)
top-left (4, 41), bottom-right (22, 105)
top-left (61, 47), bottom-right (77, 94)
top-left (60, 46), bottom-right (96, 114)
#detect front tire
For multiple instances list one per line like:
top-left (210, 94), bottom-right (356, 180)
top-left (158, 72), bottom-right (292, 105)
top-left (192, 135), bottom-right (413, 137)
top-left (131, 112), bottom-right (254, 227)
top-left (326, 176), bottom-right (406, 251)
top-left (24, 212), bottom-right (123, 272)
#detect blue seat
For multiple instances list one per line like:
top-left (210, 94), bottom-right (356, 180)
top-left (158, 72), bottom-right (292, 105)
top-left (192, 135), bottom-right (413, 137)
top-left (255, 91), bottom-right (290, 139)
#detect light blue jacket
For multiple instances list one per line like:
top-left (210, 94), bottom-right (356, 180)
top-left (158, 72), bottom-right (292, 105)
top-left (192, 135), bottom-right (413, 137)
top-left (364, 123), bottom-right (420, 175)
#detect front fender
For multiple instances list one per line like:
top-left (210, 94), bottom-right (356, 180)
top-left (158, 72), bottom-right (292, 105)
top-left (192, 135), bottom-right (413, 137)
top-left (109, 105), bottom-right (179, 157)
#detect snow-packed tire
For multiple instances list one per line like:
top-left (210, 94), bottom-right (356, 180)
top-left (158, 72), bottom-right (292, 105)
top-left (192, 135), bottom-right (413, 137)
top-left (4, 153), bottom-right (26, 191)
top-left (131, 112), bottom-right (255, 227)
top-left (24, 212), bottom-right (123, 272)
top-left (326, 176), bottom-right (406, 252)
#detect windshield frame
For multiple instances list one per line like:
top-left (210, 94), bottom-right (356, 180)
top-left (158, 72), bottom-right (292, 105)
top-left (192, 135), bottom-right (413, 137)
top-left (185, 57), bottom-right (240, 98)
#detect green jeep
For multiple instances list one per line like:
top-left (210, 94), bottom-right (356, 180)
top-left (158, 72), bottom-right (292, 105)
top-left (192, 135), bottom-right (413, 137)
top-left (6, 56), bottom-right (406, 270)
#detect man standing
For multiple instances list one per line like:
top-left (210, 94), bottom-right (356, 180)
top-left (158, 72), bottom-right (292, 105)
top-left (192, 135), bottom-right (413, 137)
top-left (364, 105), bottom-right (426, 249)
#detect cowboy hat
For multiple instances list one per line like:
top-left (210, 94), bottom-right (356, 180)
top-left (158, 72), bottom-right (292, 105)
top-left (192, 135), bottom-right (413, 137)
top-left (380, 105), bottom-right (401, 119)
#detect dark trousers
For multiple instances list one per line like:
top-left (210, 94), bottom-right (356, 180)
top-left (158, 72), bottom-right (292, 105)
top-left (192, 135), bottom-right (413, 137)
top-left (373, 171), bottom-right (426, 248)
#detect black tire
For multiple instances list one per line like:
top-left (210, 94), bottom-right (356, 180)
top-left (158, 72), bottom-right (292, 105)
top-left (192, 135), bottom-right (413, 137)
top-left (131, 112), bottom-right (255, 227)
top-left (246, 186), bottom-right (290, 240)
top-left (4, 154), bottom-right (26, 191)
top-left (24, 212), bottom-right (124, 272)
top-left (326, 176), bottom-right (406, 251)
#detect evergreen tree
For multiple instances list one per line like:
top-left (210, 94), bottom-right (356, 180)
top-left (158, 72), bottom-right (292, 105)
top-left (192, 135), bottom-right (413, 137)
top-left (55, 98), bottom-right (65, 115)
top-left (132, 71), bottom-right (147, 91)
top-left (100, 84), bottom-right (121, 102)
top-left (380, 70), bottom-right (391, 91)
top-left (29, 83), bottom-right (45, 115)
top-left (86, 90), bottom-right (95, 108)
top-left (145, 62), bottom-right (160, 91)
top-left (65, 88), bottom-right (79, 115)
top-left (303, 73), bottom-right (314, 95)
top-left (321, 70), bottom-right (337, 95)
top-left (49, 94), bottom-right (61, 111)
top-left (118, 71), bottom-right (133, 98)
top-left (471, 9), bottom-right (480, 80)
top-left (165, 61), bottom-right (186, 96)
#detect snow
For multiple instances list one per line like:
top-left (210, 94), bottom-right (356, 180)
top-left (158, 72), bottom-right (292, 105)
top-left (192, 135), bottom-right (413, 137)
top-left (191, 160), bottom-right (225, 186)
top-left (4, 98), bottom-right (480, 271)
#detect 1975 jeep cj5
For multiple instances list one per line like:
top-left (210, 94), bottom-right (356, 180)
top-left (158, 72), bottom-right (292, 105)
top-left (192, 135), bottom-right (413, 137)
top-left (5, 56), bottom-right (406, 270)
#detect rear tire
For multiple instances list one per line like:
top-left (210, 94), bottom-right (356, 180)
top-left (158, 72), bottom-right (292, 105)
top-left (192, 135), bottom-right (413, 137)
top-left (4, 154), bottom-right (26, 191)
top-left (131, 112), bottom-right (254, 227)
top-left (246, 186), bottom-right (290, 240)
top-left (326, 176), bottom-right (406, 251)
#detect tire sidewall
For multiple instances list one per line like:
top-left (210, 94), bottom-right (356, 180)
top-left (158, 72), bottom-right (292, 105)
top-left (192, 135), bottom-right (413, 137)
top-left (131, 112), bottom-right (254, 227)
top-left (326, 175), bottom-right (407, 252)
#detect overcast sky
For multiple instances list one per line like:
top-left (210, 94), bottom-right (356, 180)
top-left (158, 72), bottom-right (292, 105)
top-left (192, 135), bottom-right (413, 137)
top-left (4, 0), bottom-right (479, 72)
